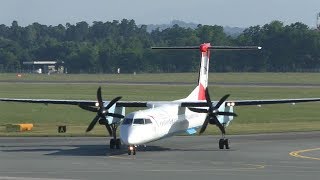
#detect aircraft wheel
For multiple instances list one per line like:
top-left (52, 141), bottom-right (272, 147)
top-left (116, 139), bottom-right (121, 149)
top-left (219, 139), bottom-right (224, 149)
top-left (224, 139), bottom-right (230, 149)
top-left (110, 139), bottom-right (115, 149)
top-left (128, 145), bottom-right (136, 155)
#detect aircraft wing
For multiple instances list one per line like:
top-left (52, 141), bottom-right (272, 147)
top-left (0, 98), bottom-right (148, 107)
top-left (0, 98), bottom-right (207, 107)
top-left (227, 98), bottom-right (320, 106)
top-left (1, 97), bottom-right (320, 108)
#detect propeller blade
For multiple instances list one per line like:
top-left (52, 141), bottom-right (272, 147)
top-left (78, 104), bottom-right (98, 112)
top-left (215, 94), bottom-right (230, 109)
top-left (105, 123), bottom-right (112, 136)
top-left (212, 116), bottom-right (226, 134)
top-left (216, 111), bottom-right (238, 117)
top-left (83, 87), bottom-right (123, 135)
top-left (205, 89), bottom-right (214, 110)
top-left (105, 96), bottom-right (122, 110)
top-left (199, 116), bottom-right (210, 134)
top-left (98, 116), bottom-right (112, 136)
top-left (188, 108), bottom-right (208, 113)
top-left (97, 87), bottom-right (104, 110)
top-left (106, 113), bottom-right (124, 119)
top-left (86, 115), bottom-right (100, 132)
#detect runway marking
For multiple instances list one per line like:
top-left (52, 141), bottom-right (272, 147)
top-left (289, 147), bottom-right (320, 161)
top-left (0, 177), bottom-right (77, 180)
top-left (108, 155), bottom-right (133, 160)
top-left (143, 163), bottom-right (265, 172)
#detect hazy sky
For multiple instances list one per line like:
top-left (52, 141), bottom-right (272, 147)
top-left (1, 0), bottom-right (319, 28)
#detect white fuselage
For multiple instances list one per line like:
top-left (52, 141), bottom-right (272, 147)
top-left (120, 104), bottom-right (207, 145)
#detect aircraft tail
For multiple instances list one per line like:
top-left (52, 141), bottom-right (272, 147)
top-left (197, 43), bottom-right (211, 100)
top-left (186, 43), bottom-right (211, 100)
top-left (152, 44), bottom-right (261, 101)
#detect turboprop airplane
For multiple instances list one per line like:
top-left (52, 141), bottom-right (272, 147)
top-left (1, 43), bottom-right (320, 155)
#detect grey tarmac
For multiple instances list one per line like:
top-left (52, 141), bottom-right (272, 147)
top-left (0, 132), bottom-right (320, 180)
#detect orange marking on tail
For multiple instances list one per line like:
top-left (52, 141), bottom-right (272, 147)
top-left (198, 83), bottom-right (206, 100)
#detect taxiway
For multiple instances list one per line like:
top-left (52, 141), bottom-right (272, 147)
top-left (0, 132), bottom-right (320, 180)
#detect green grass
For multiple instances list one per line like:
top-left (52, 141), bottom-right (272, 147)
top-left (2, 72), bottom-right (320, 84)
top-left (1, 73), bottom-right (320, 136)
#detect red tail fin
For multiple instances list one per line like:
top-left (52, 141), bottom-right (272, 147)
top-left (197, 43), bottom-right (210, 100)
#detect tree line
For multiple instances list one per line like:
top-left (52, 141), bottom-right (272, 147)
top-left (0, 19), bottom-right (319, 73)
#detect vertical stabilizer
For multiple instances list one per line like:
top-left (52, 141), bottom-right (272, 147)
top-left (185, 43), bottom-right (211, 101)
top-left (197, 43), bottom-right (211, 100)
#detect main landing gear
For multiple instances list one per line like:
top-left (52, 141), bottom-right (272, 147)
top-left (219, 138), bottom-right (230, 149)
top-left (105, 123), bottom-right (121, 149)
top-left (218, 128), bottom-right (230, 149)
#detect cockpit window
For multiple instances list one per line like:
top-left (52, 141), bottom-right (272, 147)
top-left (122, 118), bottom-right (133, 125)
top-left (133, 118), bottom-right (144, 124)
top-left (131, 118), bottom-right (153, 125)
top-left (145, 119), bottom-right (152, 124)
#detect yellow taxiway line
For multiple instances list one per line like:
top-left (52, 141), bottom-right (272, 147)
top-left (289, 147), bottom-right (320, 161)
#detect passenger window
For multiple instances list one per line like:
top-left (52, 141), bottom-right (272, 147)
top-left (145, 119), bottom-right (152, 124)
top-left (122, 118), bottom-right (133, 125)
top-left (133, 118), bottom-right (144, 124)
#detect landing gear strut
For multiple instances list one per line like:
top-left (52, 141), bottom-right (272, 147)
top-left (128, 145), bottom-right (136, 155)
top-left (218, 125), bottom-right (229, 149)
top-left (106, 123), bottom-right (121, 149)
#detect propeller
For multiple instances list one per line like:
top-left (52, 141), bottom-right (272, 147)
top-left (188, 89), bottom-right (237, 135)
top-left (79, 87), bottom-right (124, 135)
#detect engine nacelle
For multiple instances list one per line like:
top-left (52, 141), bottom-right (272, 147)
top-left (105, 105), bottom-right (125, 124)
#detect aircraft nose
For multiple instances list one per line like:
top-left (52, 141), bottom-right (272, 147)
top-left (120, 125), bottom-right (129, 145)
top-left (120, 125), bottom-right (140, 145)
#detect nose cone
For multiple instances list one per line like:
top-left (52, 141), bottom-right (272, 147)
top-left (120, 125), bottom-right (146, 145)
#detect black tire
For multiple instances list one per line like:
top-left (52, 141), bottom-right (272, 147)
top-left (128, 150), bottom-right (131, 155)
top-left (133, 149), bottom-right (136, 155)
top-left (116, 139), bottom-right (121, 149)
top-left (219, 139), bottom-right (224, 149)
top-left (224, 139), bottom-right (230, 149)
top-left (110, 139), bottom-right (115, 149)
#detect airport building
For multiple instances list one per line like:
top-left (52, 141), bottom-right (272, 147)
top-left (23, 60), bottom-right (65, 74)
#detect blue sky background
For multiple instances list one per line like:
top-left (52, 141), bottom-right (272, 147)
top-left (1, 0), bottom-right (319, 27)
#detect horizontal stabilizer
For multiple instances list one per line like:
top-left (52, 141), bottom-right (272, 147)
top-left (151, 46), bottom-right (262, 50)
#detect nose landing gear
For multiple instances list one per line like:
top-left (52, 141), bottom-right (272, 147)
top-left (128, 145), bottom-right (136, 155)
